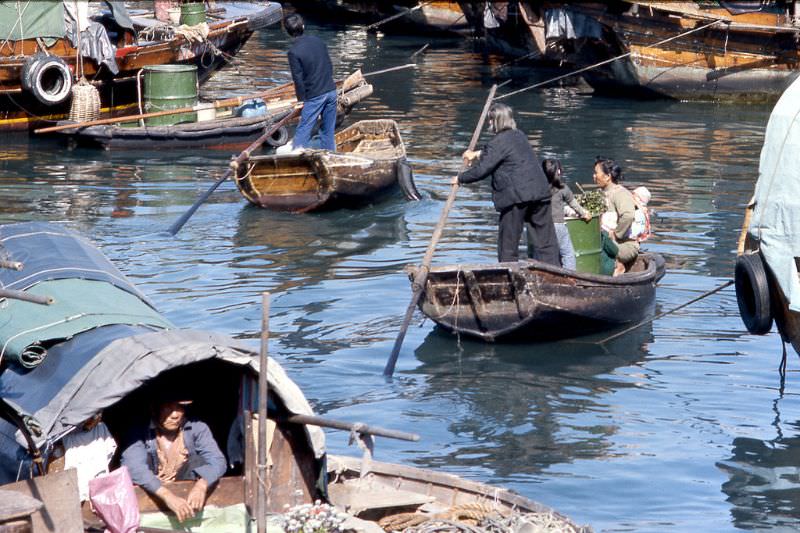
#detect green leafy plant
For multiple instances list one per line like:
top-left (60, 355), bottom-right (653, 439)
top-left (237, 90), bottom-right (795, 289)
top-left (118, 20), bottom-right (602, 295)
top-left (576, 190), bottom-right (606, 216)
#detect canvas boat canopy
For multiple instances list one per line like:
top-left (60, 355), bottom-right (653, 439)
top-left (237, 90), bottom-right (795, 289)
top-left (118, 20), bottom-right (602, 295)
top-left (0, 222), bottom-right (324, 485)
top-left (749, 75), bottom-right (800, 312)
top-left (0, 1), bottom-right (133, 43)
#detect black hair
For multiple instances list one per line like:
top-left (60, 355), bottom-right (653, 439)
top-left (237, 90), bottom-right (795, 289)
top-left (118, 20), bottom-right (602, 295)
top-left (594, 156), bottom-right (624, 184)
top-left (542, 158), bottom-right (564, 189)
top-left (284, 13), bottom-right (305, 37)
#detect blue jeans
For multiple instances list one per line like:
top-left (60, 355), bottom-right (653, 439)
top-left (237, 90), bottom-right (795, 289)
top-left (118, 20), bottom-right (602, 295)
top-left (293, 89), bottom-right (338, 151)
top-left (554, 222), bottom-right (577, 270)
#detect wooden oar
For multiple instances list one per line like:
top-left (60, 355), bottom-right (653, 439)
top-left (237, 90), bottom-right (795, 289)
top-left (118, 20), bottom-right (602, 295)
top-left (166, 107), bottom-right (301, 236)
top-left (383, 84), bottom-right (498, 378)
top-left (257, 292), bottom-right (270, 533)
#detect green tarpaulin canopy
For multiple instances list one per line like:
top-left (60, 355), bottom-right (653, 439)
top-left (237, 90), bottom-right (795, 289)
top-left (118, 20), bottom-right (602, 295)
top-left (0, 1), bottom-right (65, 41)
top-left (0, 278), bottom-right (173, 368)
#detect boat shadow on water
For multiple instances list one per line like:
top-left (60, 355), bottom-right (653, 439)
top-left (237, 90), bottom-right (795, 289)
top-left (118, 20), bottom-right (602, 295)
top-left (410, 323), bottom-right (654, 476)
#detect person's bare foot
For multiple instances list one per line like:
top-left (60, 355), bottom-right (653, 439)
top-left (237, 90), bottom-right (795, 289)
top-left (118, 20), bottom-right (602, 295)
top-left (613, 261), bottom-right (625, 276)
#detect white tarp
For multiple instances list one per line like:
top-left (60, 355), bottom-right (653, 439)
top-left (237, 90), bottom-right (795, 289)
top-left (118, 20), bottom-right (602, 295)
top-left (750, 74), bottom-right (800, 311)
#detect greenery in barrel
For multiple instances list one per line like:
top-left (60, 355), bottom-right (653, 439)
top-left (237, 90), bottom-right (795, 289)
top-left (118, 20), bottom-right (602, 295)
top-left (576, 190), bottom-right (606, 216)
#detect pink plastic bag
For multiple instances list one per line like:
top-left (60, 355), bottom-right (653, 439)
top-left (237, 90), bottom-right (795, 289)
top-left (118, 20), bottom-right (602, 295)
top-left (88, 466), bottom-right (140, 533)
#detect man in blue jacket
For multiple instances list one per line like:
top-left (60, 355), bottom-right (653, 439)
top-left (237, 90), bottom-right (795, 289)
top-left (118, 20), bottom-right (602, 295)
top-left (120, 396), bottom-right (226, 522)
top-left (285, 13), bottom-right (337, 151)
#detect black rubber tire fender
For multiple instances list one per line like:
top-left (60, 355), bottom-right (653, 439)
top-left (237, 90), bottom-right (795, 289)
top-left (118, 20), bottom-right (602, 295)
top-left (397, 158), bottom-right (421, 201)
top-left (265, 125), bottom-right (290, 148)
top-left (735, 252), bottom-right (773, 335)
top-left (22, 54), bottom-right (73, 105)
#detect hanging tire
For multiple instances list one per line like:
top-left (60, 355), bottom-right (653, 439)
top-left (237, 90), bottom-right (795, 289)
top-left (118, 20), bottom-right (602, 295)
top-left (265, 125), bottom-right (289, 148)
top-left (21, 54), bottom-right (73, 106)
top-left (735, 252), bottom-right (773, 335)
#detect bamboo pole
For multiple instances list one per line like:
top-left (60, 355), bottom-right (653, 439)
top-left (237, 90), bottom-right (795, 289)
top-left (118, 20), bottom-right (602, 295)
top-left (166, 107), bottom-right (301, 236)
top-left (0, 289), bottom-right (53, 305)
top-left (366, 2), bottom-right (431, 33)
top-left (383, 84), bottom-right (498, 378)
top-left (281, 413), bottom-right (420, 442)
top-left (257, 292), bottom-right (270, 533)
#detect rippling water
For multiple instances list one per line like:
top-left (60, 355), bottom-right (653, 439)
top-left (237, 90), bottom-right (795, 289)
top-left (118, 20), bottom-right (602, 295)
top-left (1, 21), bottom-right (797, 532)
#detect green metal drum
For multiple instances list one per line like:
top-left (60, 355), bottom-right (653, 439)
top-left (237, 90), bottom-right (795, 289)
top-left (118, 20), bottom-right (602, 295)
top-left (143, 64), bottom-right (198, 126)
top-left (566, 214), bottom-right (602, 274)
top-left (180, 2), bottom-right (206, 25)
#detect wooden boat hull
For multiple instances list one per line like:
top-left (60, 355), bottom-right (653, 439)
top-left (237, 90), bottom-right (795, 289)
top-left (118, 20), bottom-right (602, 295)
top-left (58, 113), bottom-right (290, 150)
top-left (326, 455), bottom-right (590, 531)
top-left (547, 2), bottom-right (800, 102)
top-left (0, 3), bottom-right (282, 132)
top-left (409, 253), bottom-right (666, 341)
top-left (236, 119), bottom-right (408, 212)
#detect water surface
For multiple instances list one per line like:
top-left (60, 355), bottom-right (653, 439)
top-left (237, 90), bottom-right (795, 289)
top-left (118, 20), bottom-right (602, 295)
top-left (0, 23), bottom-right (796, 533)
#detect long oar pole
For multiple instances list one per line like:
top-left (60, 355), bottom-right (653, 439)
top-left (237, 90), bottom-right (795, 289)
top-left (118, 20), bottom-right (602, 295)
top-left (383, 84), bottom-right (498, 378)
top-left (596, 279), bottom-right (734, 344)
top-left (166, 107), bottom-right (300, 236)
top-left (366, 2), bottom-right (431, 32)
top-left (281, 413), bottom-right (420, 442)
top-left (257, 292), bottom-right (270, 533)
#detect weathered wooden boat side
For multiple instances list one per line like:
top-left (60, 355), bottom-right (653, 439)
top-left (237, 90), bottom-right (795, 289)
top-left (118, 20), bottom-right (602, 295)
top-left (409, 253), bottom-right (665, 341)
top-left (546, 1), bottom-right (800, 102)
top-left (458, 2), bottom-right (550, 60)
top-left (0, 2), bottom-right (283, 132)
top-left (236, 119), bottom-right (407, 212)
top-left (60, 112), bottom-right (291, 150)
top-left (326, 455), bottom-right (590, 531)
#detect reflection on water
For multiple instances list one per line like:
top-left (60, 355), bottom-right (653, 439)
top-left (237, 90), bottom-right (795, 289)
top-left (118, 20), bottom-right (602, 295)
top-left (718, 401), bottom-right (800, 530)
top-left (0, 21), bottom-right (795, 532)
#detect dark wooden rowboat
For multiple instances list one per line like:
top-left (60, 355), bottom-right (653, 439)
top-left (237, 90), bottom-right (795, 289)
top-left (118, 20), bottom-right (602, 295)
top-left (54, 82), bottom-right (373, 150)
top-left (235, 119), bottom-right (419, 212)
top-left (408, 253), bottom-right (666, 341)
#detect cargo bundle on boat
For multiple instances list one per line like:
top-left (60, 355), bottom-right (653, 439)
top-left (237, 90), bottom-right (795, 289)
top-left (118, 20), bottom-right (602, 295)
top-left (0, 1), bottom-right (282, 132)
top-left (0, 222), bottom-right (589, 533)
top-left (408, 253), bottom-right (665, 342)
top-left (543, 1), bottom-right (800, 102)
top-left (235, 119), bottom-right (421, 212)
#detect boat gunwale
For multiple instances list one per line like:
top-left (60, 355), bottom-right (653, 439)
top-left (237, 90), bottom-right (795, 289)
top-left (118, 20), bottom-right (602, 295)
top-left (418, 252), bottom-right (664, 286)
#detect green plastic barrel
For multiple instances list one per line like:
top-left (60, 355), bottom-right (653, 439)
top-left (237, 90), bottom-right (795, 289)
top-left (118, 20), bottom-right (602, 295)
top-left (566, 214), bottom-right (602, 274)
top-left (143, 64), bottom-right (198, 126)
top-left (180, 2), bottom-right (206, 25)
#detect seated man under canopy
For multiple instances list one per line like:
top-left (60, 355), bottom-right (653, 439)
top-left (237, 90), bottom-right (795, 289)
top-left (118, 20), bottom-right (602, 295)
top-left (120, 393), bottom-right (226, 522)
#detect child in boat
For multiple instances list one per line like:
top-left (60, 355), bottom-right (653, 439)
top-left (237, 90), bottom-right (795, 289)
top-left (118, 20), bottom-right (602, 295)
top-left (629, 186), bottom-right (652, 242)
top-left (600, 212), bottom-right (622, 276)
top-left (527, 158), bottom-right (592, 270)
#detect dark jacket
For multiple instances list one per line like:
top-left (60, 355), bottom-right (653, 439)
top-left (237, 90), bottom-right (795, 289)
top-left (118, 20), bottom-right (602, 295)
top-left (458, 128), bottom-right (551, 211)
top-left (120, 419), bottom-right (226, 494)
top-left (288, 35), bottom-right (336, 102)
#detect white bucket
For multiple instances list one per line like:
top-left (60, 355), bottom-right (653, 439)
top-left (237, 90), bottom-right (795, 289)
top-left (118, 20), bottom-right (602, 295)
top-left (167, 7), bottom-right (182, 25)
top-left (196, 102), bottom-right (216, 122)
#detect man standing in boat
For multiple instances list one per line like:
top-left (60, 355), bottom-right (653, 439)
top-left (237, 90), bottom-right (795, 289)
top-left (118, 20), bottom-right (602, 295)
top-left (120, 395), bottom-right (226, 522)
top-left (285, 14), bottom-right (338, 151)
